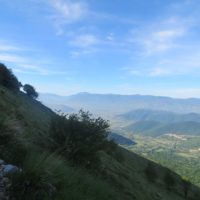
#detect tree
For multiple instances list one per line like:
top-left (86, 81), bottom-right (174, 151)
top-left (0, 63), bottom-right (21, 91)
top-left (23, 84), bottom-right (38, 99)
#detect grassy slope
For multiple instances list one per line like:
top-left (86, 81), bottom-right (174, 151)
top-left (0, 86), bottom-right (200, 200)
top-left (0, 86), bottom-right (54, 135)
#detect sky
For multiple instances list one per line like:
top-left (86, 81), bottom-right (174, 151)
top-left (0, 0), bottom-right (200, 98)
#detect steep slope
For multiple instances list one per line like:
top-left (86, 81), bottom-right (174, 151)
top-left (108, 132), bottom-right (136, 145)
top-left (0, 86), bottom-right (54, 135)
top-left (1, 86), bottom-right (200, 200)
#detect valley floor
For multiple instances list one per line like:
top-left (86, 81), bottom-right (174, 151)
top-left (126, 134), bottom-right (200, 187)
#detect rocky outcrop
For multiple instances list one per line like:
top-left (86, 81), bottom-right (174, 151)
top-left (0, 159), bottom-right (19, 200)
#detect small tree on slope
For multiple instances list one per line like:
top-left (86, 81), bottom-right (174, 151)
top-left (23, 84), bottom-right (38, 99)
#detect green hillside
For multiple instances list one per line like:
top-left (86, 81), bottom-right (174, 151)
top-left (125, 121), bottom-right (200, 136)
top-left (1, 65), bottom-right (200, 200)
top-left (120, 109), bottom-right (200, 123)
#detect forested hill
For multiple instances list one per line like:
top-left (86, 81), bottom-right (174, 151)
top-left (121, 109), bottom-right (200, 136)
top-left (1, 63), bottom-right (200, 200)
top-left (125, 121), bottom-right (200, 137)
top-left (120, 109), bottom-right (200, 123)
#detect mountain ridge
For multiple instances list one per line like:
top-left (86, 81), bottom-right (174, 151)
top-left (40, 92), bottom-right (200, 114)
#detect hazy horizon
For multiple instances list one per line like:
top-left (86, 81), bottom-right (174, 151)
top-left (40, 91), bottom-right (200, 99)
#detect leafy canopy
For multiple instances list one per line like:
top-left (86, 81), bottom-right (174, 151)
top-left (0, 63), bottom-right (21, 91)
top-left (23, 84), bottom-right (38, 99)
top-left (47, 110), bottom-right (112, 167)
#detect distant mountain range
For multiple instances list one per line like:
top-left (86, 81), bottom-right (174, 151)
top-left (40, 93), bottom-right (200, 136)
top-left (40, 92), bottom-right (200, 114)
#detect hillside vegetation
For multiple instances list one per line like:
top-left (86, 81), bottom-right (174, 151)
top-left (1, 63), bottom-right (200, 200)
top-left (119, 109), bottom-right (200, 136)
top-left (125, 121), bottom-right (200, 136)
top-left (120, 109), bottom-right (200, 123)
top-left (127, 134), bottom-right (200, 188)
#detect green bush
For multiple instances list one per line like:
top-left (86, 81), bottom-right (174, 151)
top-left (10, 151), bottom-right (118, 200)
top-left (23, 84), bottom-right (38, 99)
top-left (0, 116), bottom-right (13, 145)
top-left (0, 117), bottom-right (27, 165)
top-left (10, 152), bottom-right (67, 200)
top-left (45, 110), bottom-right (112, 167)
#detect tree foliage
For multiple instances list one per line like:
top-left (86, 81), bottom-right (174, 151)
top-left (23, 84), bottom-right (38, 99)
top-left (47, 110), bottom-right (112, 167)
top-left (0, 63), bottom-right (21, 91)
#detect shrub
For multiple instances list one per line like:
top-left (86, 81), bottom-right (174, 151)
top-left (0, 116), bottom-right (13, 145)
top-left (23, 84), bottom-right (38, 99)
top-left (0, 116), bottom-right (27, 165)
top-left (46, 110), bottom-right (112, 167)
top-left (10, 152), bottom-right (68, 200)
top-left (145, 163), bottom-right (157, 182)
top-left (0, 63), bottom-right (21, 91)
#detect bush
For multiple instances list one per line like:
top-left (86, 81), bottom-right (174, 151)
top-left (10, 151), bottom-right (118, 200)
top-left (23, 84), bottom-right (38, 99)
top-left (10, 152), bottom-right (68, 200)
top-left (145, 163), bottom-right (157, 182)
top-left (0, 116), bottom-right (13, 145)
top-left (0, 63), bottom-right (21, 91)
top-left (46, 110), bottom-right (112, 167)
top-left (0, 116), bottom-right (27, 165)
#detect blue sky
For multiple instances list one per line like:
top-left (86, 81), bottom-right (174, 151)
top-left (0, 0), bottom-right (200, 97)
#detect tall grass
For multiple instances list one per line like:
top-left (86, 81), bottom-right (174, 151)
top-left (10, 151), bottom-right (118, 200)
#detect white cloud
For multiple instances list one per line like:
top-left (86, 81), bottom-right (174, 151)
top-left (0, 44), bottom-right (20, 52)
top-left (148, 67), bottom-right (173, 76)
top-left (50, 0), bottom-right (87, 22)
top-left (135, 28), bottom-right (185, 55)
top-left (123, 50), bottom-right (200, 77)
top-left (0, 41), bottom-right (68, 76)
top-left (47, 0), bottom-right (88, 35)
top-left (0, 53), bottom-right (27, 63)
top-left (128, 16), bottom-right (189, 55)
top-left (71, 34), bottom-right (99, 48)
